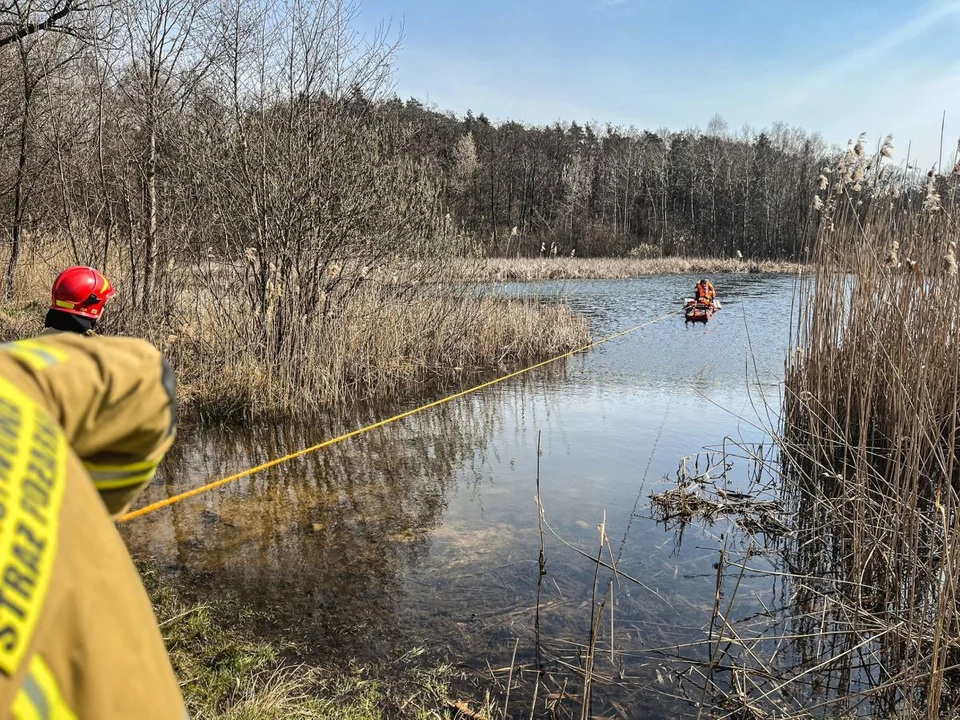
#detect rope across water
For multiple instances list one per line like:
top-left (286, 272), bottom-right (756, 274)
top-left (120, 308), bottom-right (683, 522)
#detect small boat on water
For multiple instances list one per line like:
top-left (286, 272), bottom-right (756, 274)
top-left (684, 298), bottom-right (721, 323)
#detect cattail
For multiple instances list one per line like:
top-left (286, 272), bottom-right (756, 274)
top-left (818, 174), bottom-right (829, 190)
top-left (813, 195), bottom-right (824, 211)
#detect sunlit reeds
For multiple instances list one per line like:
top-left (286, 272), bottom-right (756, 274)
top-left (777, 132), bottom-right (960, 717)
top-left (452, 257), bottom-right (800, 282)
top-left (0, 244), bottom-right (589, 419)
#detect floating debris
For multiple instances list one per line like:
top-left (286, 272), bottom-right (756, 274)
top-left (650, 477), bottom-right (790, 538)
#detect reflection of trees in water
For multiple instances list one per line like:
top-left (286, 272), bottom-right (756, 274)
top-left (124, 368), bottom-right (568, 660)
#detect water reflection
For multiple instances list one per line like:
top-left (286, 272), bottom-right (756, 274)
top-left (127, 375), bottom-right (568, 658)
top-left (124, 274), bottom-right (797, 718)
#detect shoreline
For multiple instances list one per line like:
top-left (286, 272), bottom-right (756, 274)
top-left (456, 256), bottom-right (802, 282)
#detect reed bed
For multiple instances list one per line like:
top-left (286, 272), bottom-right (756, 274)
top-left (0, 246), bottom-right (589, 420)
top-left (455, 257), bottom-right (800, 282)
top-left (777, 135), bottom-right (960, 718)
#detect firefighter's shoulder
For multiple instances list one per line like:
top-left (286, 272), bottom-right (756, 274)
top-left (0, 337), bottom-right (185, 718)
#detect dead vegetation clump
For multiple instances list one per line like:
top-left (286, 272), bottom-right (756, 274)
top-left (650, 454), bottom-right (790, 538)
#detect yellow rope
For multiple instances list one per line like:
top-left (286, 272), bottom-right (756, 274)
top-left (120, 308), bottom-right (682, 522)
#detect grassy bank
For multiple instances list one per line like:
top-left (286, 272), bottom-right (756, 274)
top-left (141, 561), bottom-right (495, 720)
top-left (0, 249), bottom-right (590, 420)
top-left (457, 256), bottom-right (801, 281)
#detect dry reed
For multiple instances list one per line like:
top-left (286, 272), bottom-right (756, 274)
top-left (678, 132), bottom-right (960, 718)
top-left (777, 136), bottom-right (960, 717)
top-left (455, 257), bottom-right (801, 282)
top-left (0, 245), bottom-right (589, 419)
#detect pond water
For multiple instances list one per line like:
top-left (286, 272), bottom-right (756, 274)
top-left (123, 273), bottom-right (799, 718)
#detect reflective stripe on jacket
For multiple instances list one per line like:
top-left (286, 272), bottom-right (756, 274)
top-left (0, 333), bottom-right (185, 719)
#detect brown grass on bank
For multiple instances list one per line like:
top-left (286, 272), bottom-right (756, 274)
top-left (776, 134), bottom-right (960, 717)
top-left (455, 256), bottom-right (801, 282)
top-left (164, 287), bottom-right (588, 420)
top-left (0, 246), bottom-right (589, 420)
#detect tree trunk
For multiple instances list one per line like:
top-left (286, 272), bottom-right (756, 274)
top-left (7, 50), bottom-right (32, 300)
top-left (143, 108), bottom-right (158, 311)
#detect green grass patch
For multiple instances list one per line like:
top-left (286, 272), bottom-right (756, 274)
top-left (139, 562), bottom-right (496, 720)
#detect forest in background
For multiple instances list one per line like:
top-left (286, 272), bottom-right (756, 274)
top-left (1, 0), bottom-right (925, 306)
top-left (396, 106), bottom-right (826, 260)
top-left (0, 0), bottom-right (955, 306)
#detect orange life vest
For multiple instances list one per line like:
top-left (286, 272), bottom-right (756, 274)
top-left (696, 281), bottom-right (715, 303)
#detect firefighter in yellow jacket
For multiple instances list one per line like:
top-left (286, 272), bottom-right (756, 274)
top-left (0, 332), bottom-right (186, 718)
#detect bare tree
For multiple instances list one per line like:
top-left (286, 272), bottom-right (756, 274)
top-left (111, 0), bottom-right (212, 310)
top-left (0, 0), bottom-right (89, 49)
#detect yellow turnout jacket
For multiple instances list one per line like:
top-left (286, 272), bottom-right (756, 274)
top-left (0, 332), bottom-right (185, 719)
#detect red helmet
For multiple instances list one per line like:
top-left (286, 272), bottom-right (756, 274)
top-left (51, 266), bottom-right (115, 319)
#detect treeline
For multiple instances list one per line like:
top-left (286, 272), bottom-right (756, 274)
top-left (0, 0), bottom-right (954, 315)
top-left (392, 105), bottom-right (828, 259)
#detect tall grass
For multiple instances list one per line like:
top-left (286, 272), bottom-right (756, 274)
top-left (778, 134), bottom-right (960, 716)
top-left (0, 245), bottom-right (589, 420)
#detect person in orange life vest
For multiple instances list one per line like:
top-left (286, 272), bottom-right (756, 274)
top-left (43, 266), bottom-right (114, 336)
top-left (695, 278), bottom-right (716, 306)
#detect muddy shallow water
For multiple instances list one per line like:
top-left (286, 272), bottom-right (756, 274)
top-left (123, 273), bottom-right (797, 718)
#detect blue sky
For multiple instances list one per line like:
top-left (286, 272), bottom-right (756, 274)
top-left (355, 0), bottom-right (960, 168)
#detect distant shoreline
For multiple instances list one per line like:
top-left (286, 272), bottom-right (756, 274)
top-left (456, 257), bottom-right (802, 282)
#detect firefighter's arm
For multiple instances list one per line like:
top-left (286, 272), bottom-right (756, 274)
top-left (0, 333), bottom-right (177, 517)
